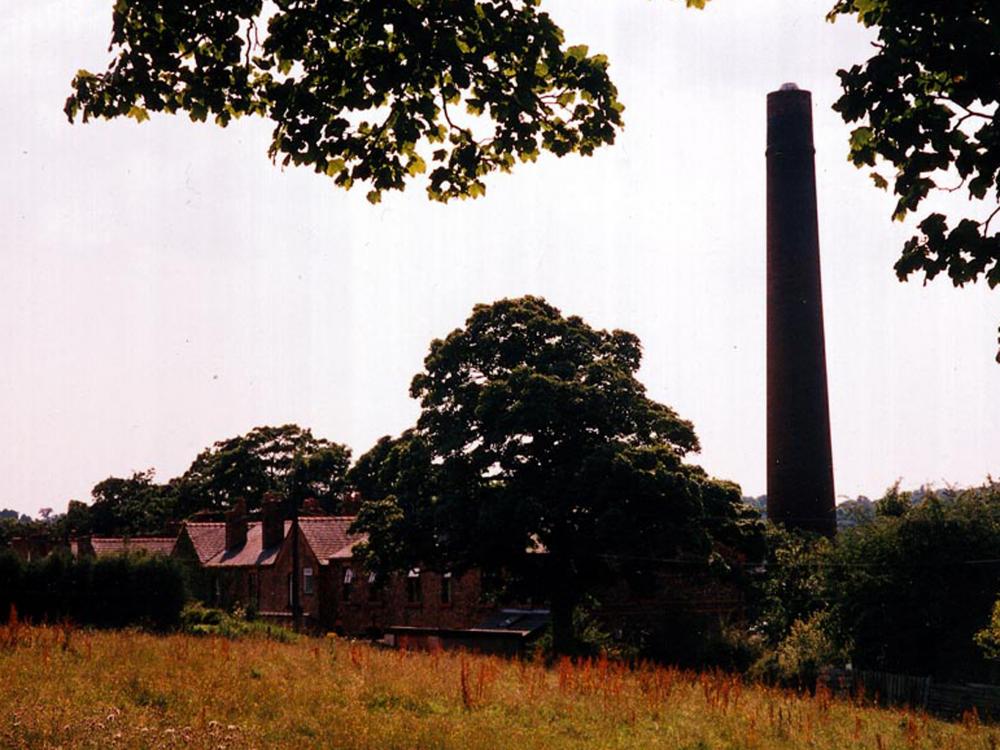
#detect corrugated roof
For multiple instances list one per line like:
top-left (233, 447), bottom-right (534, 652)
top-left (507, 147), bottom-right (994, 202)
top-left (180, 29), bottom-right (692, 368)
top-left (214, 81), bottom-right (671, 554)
top-left (297, 516), bottom-right (366, 564)
top-left (90, 537), bottom-right (177, 557)
top-left (181, 522), bottom-right (227, 564)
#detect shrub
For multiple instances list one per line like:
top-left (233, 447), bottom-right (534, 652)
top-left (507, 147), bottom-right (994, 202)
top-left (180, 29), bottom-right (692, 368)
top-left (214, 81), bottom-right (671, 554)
top-left (975, 599), bottom-right (1000, 662)
top-left (180, 601), bottom-right (224, 627)
top-left (179, 602), bottom-right (297, 643)
top-left (750, 612), bottom-right (848, 688)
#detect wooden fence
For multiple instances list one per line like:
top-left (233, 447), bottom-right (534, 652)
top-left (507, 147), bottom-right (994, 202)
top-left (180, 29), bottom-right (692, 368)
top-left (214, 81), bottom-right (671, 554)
top-left (822, 668), bottom-right (1000, 721)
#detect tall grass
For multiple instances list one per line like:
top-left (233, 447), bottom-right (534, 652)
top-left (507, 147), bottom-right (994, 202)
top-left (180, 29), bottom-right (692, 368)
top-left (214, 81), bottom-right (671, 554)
top-left (1, 622), bottom-right (997, 749)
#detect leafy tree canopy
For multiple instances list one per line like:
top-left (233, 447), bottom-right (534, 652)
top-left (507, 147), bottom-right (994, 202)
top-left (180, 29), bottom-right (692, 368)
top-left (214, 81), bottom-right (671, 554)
top-left (351, 296), bottom-right (763, 652)
top-left (750, 524), bottom-right (833, 646)
top-left (747, 481), bottom-right (1000, 683)
top-left (827, 481), bottom-right (1000, 680)
top-left (0, 424), bottom-right (351, 544)
top-left (0, 515), bottom-right (34, 550)
top-left (829, 1), bottom-right (1000, 296)
top-left (66, 0), bottom-right (635, 204)
top-left (0, 509), bottom-right (32, 524)
top-left (177, 424), bottom-right (351, 514)
top-left (87, 469), bottom-right (178, 536)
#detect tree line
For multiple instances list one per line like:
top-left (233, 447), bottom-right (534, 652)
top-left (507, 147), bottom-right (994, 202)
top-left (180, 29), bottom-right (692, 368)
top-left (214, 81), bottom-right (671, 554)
top-left (752, 482), bottom-right (1000, 684)
top-left (0, 424), bottom-right (352, 545)
top-left (2, 296), bottom-right (998, 677)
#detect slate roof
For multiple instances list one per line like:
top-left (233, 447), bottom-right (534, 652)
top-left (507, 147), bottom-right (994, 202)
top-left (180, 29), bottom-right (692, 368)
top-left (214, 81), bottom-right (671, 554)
top-left (180, 522), bottom-right (227, 564)
top-left (297, 516), bottom-right (366, 564)
top-left (90, 536), bottom-right (177, 557)
top-left (204, 521), bottom-right (292, 568)
top-left (181, 515), bottom-right (365, 568)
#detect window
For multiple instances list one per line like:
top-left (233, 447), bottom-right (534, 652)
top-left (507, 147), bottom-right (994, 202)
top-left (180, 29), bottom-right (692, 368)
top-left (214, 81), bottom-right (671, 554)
top-left (367, 571), bottom-right (381, 602)
top-left (342, 567), bottom-right (354, 602)
top-left (440, 572), bottom-right (453, 605)
top-left (303, 567), bottom-right (314, 596)
top-left (406, 568), bottom-right (422, 605)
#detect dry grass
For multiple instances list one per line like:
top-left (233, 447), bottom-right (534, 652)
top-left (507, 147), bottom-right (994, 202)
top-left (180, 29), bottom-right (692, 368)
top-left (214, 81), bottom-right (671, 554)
top-left (1, 621), bottom-right (998, 749)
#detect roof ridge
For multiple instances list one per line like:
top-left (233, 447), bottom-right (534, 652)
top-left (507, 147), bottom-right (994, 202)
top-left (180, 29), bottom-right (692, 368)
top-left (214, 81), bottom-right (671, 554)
top-left (298, 515), bottom-right (358, 521)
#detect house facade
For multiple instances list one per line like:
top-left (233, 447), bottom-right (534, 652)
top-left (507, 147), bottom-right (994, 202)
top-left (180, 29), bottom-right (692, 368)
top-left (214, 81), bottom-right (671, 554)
top-left (173, 498), bottom-right (490, 635)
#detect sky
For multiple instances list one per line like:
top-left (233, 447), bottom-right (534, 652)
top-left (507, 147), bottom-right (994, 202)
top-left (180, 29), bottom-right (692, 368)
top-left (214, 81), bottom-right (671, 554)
top-left (1, 0), bottom-right (997, 517)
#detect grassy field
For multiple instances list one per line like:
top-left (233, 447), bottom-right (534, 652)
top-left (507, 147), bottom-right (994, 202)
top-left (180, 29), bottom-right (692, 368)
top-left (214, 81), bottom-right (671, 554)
top-left (1, 623), bottom-right (998, 750)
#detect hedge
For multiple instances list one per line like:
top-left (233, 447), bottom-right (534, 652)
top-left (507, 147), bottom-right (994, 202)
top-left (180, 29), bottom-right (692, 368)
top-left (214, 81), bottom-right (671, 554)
top-left (0, 550), bottom-right (185, 629)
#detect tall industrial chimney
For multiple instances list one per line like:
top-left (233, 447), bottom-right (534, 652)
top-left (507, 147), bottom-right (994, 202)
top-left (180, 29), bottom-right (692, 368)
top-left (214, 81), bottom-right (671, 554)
top-left (766, 84), bottom-right (836, 537)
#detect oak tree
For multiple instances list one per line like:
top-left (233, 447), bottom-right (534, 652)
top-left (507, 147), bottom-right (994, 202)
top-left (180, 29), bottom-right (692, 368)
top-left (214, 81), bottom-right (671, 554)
top-left (351, 296), bottom-right (762, 653)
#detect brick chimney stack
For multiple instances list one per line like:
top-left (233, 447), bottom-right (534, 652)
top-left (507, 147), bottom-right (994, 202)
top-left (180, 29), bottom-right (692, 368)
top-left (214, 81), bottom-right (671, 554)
top-left (766, 83), bottom-right (836, 537)
top-left (225, 498), bottom-right (248, 550)
top-left (261, 493), bottom-right (286, 550)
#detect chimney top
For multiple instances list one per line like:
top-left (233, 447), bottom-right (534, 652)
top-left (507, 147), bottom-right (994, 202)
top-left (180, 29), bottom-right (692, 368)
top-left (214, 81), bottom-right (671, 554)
top-left (779, 82), bottom-right (800, 91)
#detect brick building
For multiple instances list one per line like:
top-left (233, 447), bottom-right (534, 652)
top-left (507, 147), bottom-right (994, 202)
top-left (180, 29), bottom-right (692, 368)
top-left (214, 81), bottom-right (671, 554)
top-left (174, 498), bottom-right (490, 635)
top-left (68, 498), bottom-right (743, 650)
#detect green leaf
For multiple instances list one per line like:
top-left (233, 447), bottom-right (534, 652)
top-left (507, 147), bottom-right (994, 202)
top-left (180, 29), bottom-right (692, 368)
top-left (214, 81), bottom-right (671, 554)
top-left (850, 127), bottom-right (874, 151)
top-left (968, 175), bottom-right (991, 200)
top-left (68, 0), bottom-right (626, 206)
top-left (189, 103), bottom-right (207, 123)
top-left (325, 158), bottom-right (345, 177)
top-left (406, 156), bottom-right (427, 176)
